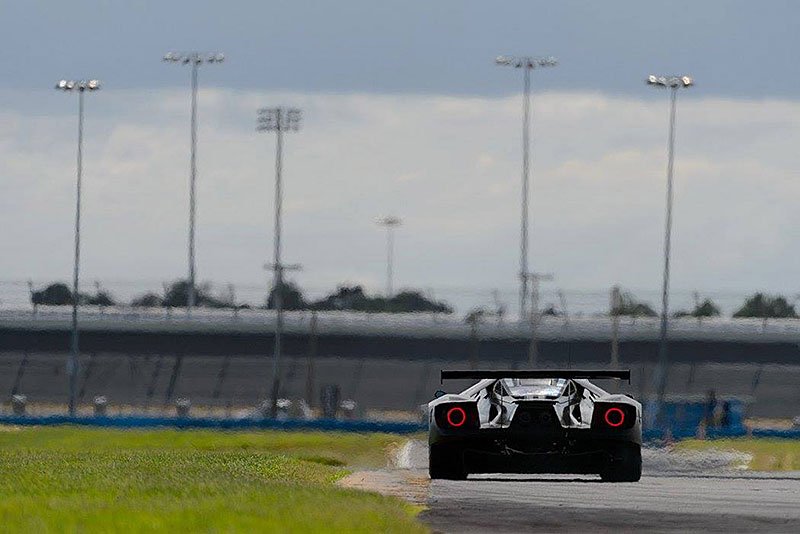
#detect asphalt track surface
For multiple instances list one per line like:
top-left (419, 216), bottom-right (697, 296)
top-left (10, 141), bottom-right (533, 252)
top-left (423, 473), bottom-right (800, 533)
top-left (408, 444), bottom-right (800, 533)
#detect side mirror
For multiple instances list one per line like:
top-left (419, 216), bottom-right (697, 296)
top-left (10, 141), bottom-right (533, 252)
top-left (434, 389), bottom-right (446, 399)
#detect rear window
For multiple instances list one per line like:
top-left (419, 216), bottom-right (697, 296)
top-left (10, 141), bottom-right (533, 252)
top-left (502, 378), bottom-right (566, 398)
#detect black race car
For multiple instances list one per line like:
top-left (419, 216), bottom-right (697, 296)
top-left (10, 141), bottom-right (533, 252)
top-left (428, 369), bottom-right (641, 482)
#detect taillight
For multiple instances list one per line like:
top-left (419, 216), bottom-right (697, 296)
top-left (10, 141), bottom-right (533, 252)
top-left (593, 403), bottom-right (635, 429)
top-left (603, 407), bottom-right (625, 427)
top-left (435, 403), bottom-right (478, 430)
top-left (445, 406), bottom-right (466, 427)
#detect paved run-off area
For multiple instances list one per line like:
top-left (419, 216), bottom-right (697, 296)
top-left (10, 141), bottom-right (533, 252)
top-left (348, 440), bottom-right (800, 533)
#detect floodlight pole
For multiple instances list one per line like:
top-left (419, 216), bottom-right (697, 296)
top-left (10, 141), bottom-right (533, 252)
top-left (163, 51), bottom-right (225, 314)
top-left (495, 55), bottom-right (557, 322)
top-left (647, 75), bottom-right (693, 428)
top-left (520, 65), bottom-right (531, 323)
top-left (258, 107), bottom-right (302, 417)
top-left (69, 89), bottom-right (84, 417)
top-left (272, 121), bottom-right (285, 418)
top-left (655, 86), bottom-right (678, 425)
top-left (55, 79), bottom-right (100, 416)
top-left (188, 59), bottom-right (198, 313)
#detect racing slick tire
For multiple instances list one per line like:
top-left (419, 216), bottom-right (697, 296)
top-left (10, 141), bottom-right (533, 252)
top-left (429, 443), bottom-right (468, 480)
top-left (600, 443), bottom-right (642, 482)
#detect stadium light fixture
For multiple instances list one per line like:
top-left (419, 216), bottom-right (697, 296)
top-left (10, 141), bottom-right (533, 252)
top-left (54, 78), bottom-right (101, 416)
top-left (162, 51), bottom-right (225, 315)
top-left (647, 73), bottom-right (694, 427)
top-left (495, 55), bottom-right (557, 322)
top-left (257, 107), bottom-right (303, 418)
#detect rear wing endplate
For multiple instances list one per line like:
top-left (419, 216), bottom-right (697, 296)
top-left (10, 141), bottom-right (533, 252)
top-left (440, 369), bottom-right (630, 384)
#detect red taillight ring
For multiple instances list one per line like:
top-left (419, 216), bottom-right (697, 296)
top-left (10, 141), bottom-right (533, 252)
top-left (604, 407), bottom-right (625, 427)
top-left (446, 406), bottom-right (467, 427)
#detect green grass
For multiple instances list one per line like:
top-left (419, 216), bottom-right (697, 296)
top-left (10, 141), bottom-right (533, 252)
top-left (676, 438), bottom-right (800, 471)
top-left (0, 427), bottom-right (426, 533)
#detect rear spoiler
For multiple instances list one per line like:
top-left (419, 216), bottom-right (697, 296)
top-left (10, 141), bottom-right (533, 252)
top-left (440, 369), bottom-right (630, 384)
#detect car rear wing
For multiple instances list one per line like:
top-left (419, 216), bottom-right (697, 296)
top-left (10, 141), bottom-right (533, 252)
top-left (440, 369), bottom-right (630, 384)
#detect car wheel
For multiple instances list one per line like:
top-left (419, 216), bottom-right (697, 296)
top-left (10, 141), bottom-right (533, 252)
top-left (600, 443), bottom-right (642, 482)
top-left (429, 443), bottom-right (467, 480)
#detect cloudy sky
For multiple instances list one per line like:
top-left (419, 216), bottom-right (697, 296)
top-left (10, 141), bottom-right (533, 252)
top-left (0, 1), bottom-right (798, 312)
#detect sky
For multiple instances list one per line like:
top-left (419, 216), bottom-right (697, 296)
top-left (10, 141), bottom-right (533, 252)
top-left (0, 1), bottom-right (799, 313)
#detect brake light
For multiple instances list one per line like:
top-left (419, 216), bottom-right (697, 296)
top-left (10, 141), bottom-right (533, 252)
top-left (446, 406), bottom-right (467, 427)
top-left (604, 407), bottom-right (625, 427)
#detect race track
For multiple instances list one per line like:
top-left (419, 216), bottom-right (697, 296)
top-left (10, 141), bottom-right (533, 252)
top-left (423, 473), bottom-right (800, 533)
top-left (388, 441), bottom-right (800, 533)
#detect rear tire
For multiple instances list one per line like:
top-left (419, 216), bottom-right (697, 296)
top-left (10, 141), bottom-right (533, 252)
top-left (429, 443), bottom-right (468, 480)
top-left (600, 443), bottom-right (641, 482)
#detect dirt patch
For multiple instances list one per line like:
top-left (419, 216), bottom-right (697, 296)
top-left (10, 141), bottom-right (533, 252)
top-left (338, 469), bottom-right (429, 504)
top-left (337, 439), bottom-right (430, 504)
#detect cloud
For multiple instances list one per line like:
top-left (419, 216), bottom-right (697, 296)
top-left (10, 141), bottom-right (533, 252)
top-left (0, 89), bottom-right (798, 312)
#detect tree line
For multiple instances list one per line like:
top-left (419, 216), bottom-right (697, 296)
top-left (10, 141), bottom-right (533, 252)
top-left (29, 281), bottom-right (798, 319)
top-left (609, 291), bottom-right (797, 319)
top-left (30, 280), bottom-right (453, 314)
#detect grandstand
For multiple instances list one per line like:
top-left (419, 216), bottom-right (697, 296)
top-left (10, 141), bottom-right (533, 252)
top-left (2, 350), bottom-right (798, 419)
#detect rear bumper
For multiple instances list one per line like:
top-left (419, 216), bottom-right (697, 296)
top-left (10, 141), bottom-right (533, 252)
top-left (430, 426), bottom-right (640, 474)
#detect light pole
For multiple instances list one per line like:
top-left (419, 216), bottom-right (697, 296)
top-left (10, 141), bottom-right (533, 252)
top-left (55, 78), bottom-right (101, 416)
top-left (163, 51), bottom-right (225, 314)
top-left (647, 74), bottom-right (693, 427)
top-left (376, 216), bottom-right (402, 297)
top-left (496, 55), bottom-right (557, 322)
top-left (258, 107), bottom-right (302, 417)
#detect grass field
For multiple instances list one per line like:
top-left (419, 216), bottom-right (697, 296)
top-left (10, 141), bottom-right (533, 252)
top-left (0, 426), bottom-right (426, 533)
top-left (676, 438), bottom-right (800, 471)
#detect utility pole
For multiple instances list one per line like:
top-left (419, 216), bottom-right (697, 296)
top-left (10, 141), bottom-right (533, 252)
top-left (163, 51), bottom-right (225, 314)
top-left (55, 78), bottom-right (101, 416)
top-left (376, 216), bottom-right (402, 297)
top-left (258, 106), bottom-right (302, 417)
top-left (496, 55), bottom-right (557, 322)
top-left (646, 74), bottom-right (694, 427)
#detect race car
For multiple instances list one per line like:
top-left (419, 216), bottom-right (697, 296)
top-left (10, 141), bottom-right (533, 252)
top-left (428, 369), bottom-right (641, 482)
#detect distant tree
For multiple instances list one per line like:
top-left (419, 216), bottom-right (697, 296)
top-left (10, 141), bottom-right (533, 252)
top-left (31, 283), bottom-right (74, 306)
top-left (386, 291), bottom-right (452, 314)
top-left (733, 293), bottom-right (797, 319)
top-left (86, 290), bottom-right (116, 306)
top-left (310, 285), bottom-right (369, 311)
top-left (129, 280), bottom-right (228, 308)
top-left (130, 293), bottom-right (163, 308)
top-left (266, 281), bottom-right (307, 311)
top-left (310, 285), bottom-right (453, 314)
top-left (541, 304), bottom-right (561, 316)
top-left (161, 280), bottom-right (226, 308)
top-left (674, 298), bottom-right (721, 318)
top-left (610, 291), bottom-right (657, 317)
